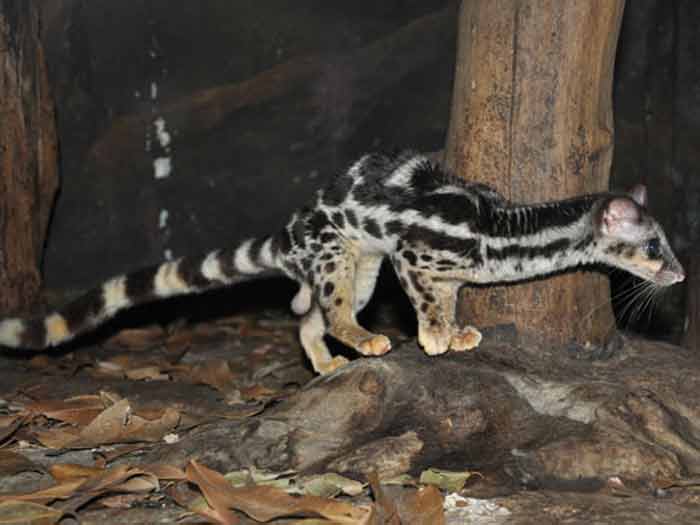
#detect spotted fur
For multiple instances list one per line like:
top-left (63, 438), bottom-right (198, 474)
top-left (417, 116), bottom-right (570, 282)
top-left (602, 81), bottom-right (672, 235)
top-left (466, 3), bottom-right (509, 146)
top-left (0, 151), bottom-right (685, 374)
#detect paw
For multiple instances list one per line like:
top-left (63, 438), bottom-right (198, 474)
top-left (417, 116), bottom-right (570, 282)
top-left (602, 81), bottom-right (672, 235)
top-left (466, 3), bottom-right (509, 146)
top-left (418, 324), bottom-right (451, 356)
top-left (357, 334), bottom-right (392, 356)
top-left (316, 355), bottom-right (350, 375)
top-left (450, 326), bottom-right (482, 351)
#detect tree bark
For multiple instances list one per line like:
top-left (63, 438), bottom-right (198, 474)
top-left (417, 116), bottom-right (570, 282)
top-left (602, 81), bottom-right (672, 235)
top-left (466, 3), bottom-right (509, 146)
top-left (443, 0), bottom-right (624, 347)
top-left (0, 1), bottom-right (59, 314)
top-left (148, 332), bottom-right (700, 487)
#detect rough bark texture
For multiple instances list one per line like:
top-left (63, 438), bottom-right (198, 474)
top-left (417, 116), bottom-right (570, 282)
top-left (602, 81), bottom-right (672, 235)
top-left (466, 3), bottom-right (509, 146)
top-left (0, 1), bottom-right (59, 314)
top-left (443, 0), bottom-right (624, 347)
top-left (146, 332), bottom-right (700, 490)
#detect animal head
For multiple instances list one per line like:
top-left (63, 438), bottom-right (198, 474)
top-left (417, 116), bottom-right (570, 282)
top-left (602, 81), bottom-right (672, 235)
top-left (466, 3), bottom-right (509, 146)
top-left (594, 185), bottom-right (684, 286)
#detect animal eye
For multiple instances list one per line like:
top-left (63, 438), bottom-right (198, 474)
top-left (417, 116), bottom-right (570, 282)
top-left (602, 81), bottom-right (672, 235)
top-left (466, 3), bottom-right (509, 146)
top-left (645, 238), bottom-right (661, 259)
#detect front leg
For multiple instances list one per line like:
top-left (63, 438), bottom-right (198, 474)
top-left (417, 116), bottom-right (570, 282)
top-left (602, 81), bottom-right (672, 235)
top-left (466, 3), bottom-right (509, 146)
top-left (392, 253), bottom-right (482, 355)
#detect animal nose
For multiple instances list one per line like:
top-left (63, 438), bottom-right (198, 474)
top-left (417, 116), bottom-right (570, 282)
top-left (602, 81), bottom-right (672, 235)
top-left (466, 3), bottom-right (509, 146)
top-left (676, 267), bottom-right (686, 283)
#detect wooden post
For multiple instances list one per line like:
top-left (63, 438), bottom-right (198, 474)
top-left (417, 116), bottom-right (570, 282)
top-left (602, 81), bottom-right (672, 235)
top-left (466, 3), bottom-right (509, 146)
top-left (0, 1), bottom-right (59, 314)
top-left (444, 0), bottom-right (624, 347)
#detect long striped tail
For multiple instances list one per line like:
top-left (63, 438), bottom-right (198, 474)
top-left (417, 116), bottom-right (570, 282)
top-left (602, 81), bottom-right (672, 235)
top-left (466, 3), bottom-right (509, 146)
top-left (0, 236), bottom-right (281, 350)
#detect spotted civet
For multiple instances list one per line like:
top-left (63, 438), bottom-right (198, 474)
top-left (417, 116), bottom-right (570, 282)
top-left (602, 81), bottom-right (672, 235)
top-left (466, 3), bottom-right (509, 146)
top-left (0, 151), bottom-right (685, 373)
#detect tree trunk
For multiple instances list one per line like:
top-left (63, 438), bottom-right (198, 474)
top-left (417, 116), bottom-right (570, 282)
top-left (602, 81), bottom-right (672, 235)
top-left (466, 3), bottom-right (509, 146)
top-left (443, 0), bottom-right (624, 348)
top-left (0, 1), bottom-right (59, 314)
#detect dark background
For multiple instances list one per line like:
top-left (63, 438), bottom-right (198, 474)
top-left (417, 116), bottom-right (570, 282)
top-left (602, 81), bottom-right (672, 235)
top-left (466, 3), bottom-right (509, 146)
top-left (37, 1), bottom-right (699, 338)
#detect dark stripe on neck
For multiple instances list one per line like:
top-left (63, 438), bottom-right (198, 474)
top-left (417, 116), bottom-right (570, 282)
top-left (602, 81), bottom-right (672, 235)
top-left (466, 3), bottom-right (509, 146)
top-left (486, 195), bottom-right (600, 238)
top-left (486, 238), bottom-right (571, 261)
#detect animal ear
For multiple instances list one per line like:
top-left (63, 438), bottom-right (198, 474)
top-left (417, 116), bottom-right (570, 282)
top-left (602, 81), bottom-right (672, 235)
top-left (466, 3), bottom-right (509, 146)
top-left (599, 198), bottom-right (641, 240)
top-left (629, 184), bottom-right (647, 207)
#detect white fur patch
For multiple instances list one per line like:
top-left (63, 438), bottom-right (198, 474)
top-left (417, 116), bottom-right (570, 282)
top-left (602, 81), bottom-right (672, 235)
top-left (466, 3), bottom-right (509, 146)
top-left (234, 239), bottom-right (259, 274)
top-left (102, 276), bottom-right (129, 314)
top-left (258, 238), bottom-right (275, 268)
top-left (385, 156), bottom-right (424, 188)
top-left (201, 251), bottom-right (227, 283)
top-left (154, 260), bottom-right (189, 297)
top-left (0, 319), bottom-right (24, 347)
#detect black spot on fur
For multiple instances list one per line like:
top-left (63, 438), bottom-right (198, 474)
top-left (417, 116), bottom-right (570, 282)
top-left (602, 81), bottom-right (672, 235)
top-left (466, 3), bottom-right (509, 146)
top-left (420, 254), bottom-right (433, 262)
top-left (20, 319), bottom-right (46, 349)
top-left (178, 255), bottom-right (213, 288)
top-left (311, 243), bottom-right (322, 252)
top-left (363, 218), bottom-right (383, 239)
top-left (335, 297), bottom-right (343, 306)
top-left (323, 282), bottom-right (335, 297)
top-left (402, 250), bottom-right (418, 266)
top-left (345, 209), bottom-right (359, 229)
top-left (292, 220), bottom-right (306, 249)
top-left (420, 302), bottom-right (429, 313)
top-left (436, 259), bottom-right (455, 267)
top-left (125, 266), bottom-right (158, 302)
top-left (301, 258), bottom-right (313, 271)
top-left (331, 211), bottom-right (345, 229)
top-left (275, 230), bottom-right (293, 255)
top-left (248, 237), bottom-right (267, 266)
top-left (320, 253), bottom-right (334, 261)
top-left (309, 211), bottom-right (329, 238)
top-left (62, 288), bottom-right (106, 334)
top-left (320, 232), bottom-right (337, 243)
top-left (409, 271), bottom-right (425, 293)
top-left (325, 262), bottom-right (336, 273)
top-left (423, 293), bottom-right (436, 304)
top-left (385, 220), bottom-right (404, 235)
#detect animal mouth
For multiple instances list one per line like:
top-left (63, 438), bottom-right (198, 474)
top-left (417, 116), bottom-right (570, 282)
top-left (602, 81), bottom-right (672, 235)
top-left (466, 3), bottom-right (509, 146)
top-left (655, 265), bottom-right (685, 286)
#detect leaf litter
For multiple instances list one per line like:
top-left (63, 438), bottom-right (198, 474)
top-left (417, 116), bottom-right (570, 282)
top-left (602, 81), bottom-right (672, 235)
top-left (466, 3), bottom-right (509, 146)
top-left (0, 314), bottom-right (458, 523)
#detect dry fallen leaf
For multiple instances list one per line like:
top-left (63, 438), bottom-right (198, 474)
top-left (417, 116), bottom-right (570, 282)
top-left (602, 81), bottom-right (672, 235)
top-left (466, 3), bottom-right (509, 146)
top-left (104, 326), bottom-right (167, 350)
top-left (26, 396), bottom-right (104, 426)
top-left (186, 359), bottom-right (239, 394)
top-left (35, 399), bottom-right (180, 449)
top-left (368, 471), bottom-right (399, 525)
top-left (400, 485), bottom-right (445, 525)
top-left (0, 419), bottom-right (23, 448)
top-left (419, 468), bottom-right (480, 492)
top-left (186, 460), bottom-right (372, 524)
top-left (0, 450), bottom-right (42, 477)
top-left (0, 501), bottom-right (64, 525)
top-left (49, 463), bottom-right (105, 482)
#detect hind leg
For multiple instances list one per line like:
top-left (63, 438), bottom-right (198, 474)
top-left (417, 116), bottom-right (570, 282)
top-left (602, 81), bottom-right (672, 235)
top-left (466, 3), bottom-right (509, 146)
top-left (299, 305), bottom-right (348, 374)
top-left (315, 248), bottom-right (391, 356)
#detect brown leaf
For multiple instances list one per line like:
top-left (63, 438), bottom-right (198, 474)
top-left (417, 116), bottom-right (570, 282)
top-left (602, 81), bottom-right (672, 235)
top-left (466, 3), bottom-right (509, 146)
top-left (36, 399), bottom-right (180, 449)
top-left (104, 326), bottom-right (167, 350)
top-left (27, 396), bottom-right (104, 426)
top-left (239, 384), bottom-right (281, 402)
top-left (185, 461), bottom-right (241, 525)
top-left (0, 501), bottom-right (64, 524)
top-left (0, 450), bottom-right (42, 477)
top-left (368, 472), bottom-right (399, 525)
top-left (400, 486), bottom-right (444, 525)
top-left (0, 479), bottom-right (86, 504)
top-left (186, 460), bottom-right (372, 524)
top-left (49, 463), bottom-right (105, 482)
top-left (141, 464), bottom-right (186, 480)
top-left (188, 359), bottom-right (239, 394)
top-left (0, 416), bottom-right (23, 447)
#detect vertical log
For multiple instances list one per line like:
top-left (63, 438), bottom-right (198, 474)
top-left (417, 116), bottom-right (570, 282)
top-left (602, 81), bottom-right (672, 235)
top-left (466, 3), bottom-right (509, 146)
top-left (675, 1), bottom-right (700, 350)
top-left (444, 0), bottom-right (624, 347)
top-left (0, 1), bottom-right (59, 314)
top-left (682, 254), bottom-right (700, 350)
